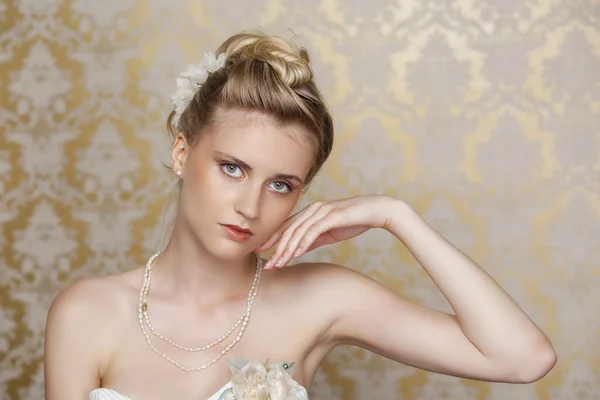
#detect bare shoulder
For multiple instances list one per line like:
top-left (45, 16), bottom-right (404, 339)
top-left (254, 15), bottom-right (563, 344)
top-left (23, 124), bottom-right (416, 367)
top-left (271, 260), bottom-right (376, 293)
top-left (264, 261), bottom-right (378, 322)
top-left (45, 268), bottom-right (143, 375)
top-left (48, 268), bottom-right (142, 327)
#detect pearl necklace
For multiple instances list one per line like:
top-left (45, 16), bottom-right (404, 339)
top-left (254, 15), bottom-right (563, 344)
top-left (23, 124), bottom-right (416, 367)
top-left (142, 252), bottom-right (261, 352)
top-left (138, 251), bottom-right (263, 372)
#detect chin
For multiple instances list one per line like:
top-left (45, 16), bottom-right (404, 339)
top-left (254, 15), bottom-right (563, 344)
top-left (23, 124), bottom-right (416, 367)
top-left (204, 232), bottom-right (257, 261)
top-left (183, 217), bottom-right (260, 262)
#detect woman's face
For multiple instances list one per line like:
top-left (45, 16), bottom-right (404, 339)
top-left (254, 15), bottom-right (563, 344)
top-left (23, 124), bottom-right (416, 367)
top-left (172, 108), bottom-right (314, 261)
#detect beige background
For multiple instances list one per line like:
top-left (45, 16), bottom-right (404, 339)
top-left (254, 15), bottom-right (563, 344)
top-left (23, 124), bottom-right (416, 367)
top-left (1, 0), bottom-right (599, 399)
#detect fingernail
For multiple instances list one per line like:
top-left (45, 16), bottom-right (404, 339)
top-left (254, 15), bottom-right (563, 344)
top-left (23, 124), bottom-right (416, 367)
top-left (275, 257), bottom-right (284, 267)
top-left (264, 260), bottom-right (272, 269)
top-left (294, 248), bottom-right (302, 257)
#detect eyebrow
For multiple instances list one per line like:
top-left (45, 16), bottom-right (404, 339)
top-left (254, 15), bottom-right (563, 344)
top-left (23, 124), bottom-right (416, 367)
top-left (214, 151), bottom-right (305, 185)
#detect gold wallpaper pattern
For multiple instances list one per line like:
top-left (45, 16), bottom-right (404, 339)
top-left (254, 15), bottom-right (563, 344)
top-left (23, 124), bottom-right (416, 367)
top-left (1, 0), bottom-right (599, 399)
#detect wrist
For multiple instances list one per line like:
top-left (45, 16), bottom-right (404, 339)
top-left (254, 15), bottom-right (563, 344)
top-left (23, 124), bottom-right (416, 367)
top-left (385, 199), bottom-right (421, 237)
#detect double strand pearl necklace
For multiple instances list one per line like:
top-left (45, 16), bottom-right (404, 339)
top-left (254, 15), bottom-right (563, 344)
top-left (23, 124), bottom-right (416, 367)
top-left (142, 252), bottom-right (260, 352)
top-left (138, 251), bottom-right (263, 372)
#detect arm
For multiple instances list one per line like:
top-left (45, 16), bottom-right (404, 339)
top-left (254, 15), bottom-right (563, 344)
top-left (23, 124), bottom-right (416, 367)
top-left (326, 200), bottom-right (556, 383)
top-left (44, 279), bottom-right (111, 400)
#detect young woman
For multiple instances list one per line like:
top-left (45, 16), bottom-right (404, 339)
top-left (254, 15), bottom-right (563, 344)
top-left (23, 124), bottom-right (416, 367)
top-left (44, 31), bottom-right (556, 400)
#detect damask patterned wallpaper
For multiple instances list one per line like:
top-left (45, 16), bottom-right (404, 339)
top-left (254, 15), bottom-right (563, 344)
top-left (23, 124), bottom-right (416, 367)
top-left (0, 1), bottom-right (599, 399)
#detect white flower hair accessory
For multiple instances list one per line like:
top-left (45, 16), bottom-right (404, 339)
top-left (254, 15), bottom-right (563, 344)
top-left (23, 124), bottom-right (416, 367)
top-left (170, 52), bottom-right (227, 128)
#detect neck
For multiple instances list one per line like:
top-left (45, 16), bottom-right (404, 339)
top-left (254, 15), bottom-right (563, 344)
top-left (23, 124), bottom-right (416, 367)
top-left (150, 220), bottom-right (259, 305)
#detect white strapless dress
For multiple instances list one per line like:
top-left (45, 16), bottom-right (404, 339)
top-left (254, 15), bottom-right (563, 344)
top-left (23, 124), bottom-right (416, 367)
top-left (88, 361), bottom-right (308, 400)
top-left (88, 380), bottom-right (308, 400)
top-left (88, 382), bottom-right (237, 400)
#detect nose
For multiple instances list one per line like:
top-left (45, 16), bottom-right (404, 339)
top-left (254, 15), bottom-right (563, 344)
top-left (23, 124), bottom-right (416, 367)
top-left (233, 182), bottom-right (262, 220)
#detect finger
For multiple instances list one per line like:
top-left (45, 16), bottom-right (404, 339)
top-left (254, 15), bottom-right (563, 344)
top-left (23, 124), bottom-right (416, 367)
top-left (265, 202), bottom-right (327, 268)
top-left (303, 231), bottom-right (337, 253)
top-left (264, 204), bottom-right (323, 268)
top-left (255, 214), bottom-right (297, 253)
top-left (270, 204), bottom-right (332, 268)
top-left (275, 207), bottom-right (339, 268)
top-left (257, 202), bottom-right (326, 253)
top-left (256, 202), bottom-right (317, 253)
top-left (282, 209), bottom-right (344, 263)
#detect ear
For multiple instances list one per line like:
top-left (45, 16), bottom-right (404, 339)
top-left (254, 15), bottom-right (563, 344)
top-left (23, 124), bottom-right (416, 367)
top-left (170, 134), bottom-right (188, 177)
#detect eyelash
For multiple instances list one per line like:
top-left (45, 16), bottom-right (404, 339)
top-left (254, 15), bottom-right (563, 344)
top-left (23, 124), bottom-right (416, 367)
top-left (219, 163), bottom-right (293, 194)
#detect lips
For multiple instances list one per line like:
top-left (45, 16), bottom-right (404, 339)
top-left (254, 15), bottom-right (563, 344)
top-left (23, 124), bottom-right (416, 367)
top-left (220, 224), bottom-right (254, 242)
top-left (226, 225), bottom-right (253, 234)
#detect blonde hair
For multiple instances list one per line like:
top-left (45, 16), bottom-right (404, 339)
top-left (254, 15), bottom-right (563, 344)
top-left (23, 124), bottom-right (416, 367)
top-left (167, 31), bottom-right (334, 184)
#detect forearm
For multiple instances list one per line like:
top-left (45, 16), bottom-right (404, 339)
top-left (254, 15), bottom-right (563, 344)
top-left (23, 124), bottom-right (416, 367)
top-left (386, 199), bottom-right (554, 363)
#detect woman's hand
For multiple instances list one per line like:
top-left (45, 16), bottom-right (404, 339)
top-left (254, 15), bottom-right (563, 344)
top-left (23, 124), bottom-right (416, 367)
top-left (255, 195), bottom-right (399, 269)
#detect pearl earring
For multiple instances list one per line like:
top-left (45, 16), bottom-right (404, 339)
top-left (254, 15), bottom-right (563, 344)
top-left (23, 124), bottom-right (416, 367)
top-left (176, 170), bottom-right (182, 177)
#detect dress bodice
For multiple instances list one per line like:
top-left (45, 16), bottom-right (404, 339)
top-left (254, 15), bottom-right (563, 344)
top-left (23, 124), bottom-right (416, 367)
top-left (88, 374), bottom-right (308, 400)
top-left (88, 358), bottom-right (308, 399)
top-left (88, 382), bottom-right (233, 400)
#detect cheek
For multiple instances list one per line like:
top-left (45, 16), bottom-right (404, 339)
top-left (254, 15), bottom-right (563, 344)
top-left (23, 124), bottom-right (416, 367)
top-left (181, 161), bottom-right (227, 215)
top-left (258, 196), bottom-right (299, 235)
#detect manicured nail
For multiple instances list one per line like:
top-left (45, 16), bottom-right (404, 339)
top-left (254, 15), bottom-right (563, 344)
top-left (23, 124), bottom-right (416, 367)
top-left (294, 248), bottom-right (302, 257)
top-left (275, 257), bottom-right (284, 267)
top-left (264, 260), bottom-right (272, 269)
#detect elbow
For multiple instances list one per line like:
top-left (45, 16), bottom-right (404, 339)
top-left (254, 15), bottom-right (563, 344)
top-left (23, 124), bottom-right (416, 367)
top-left (507, 341), bottom-right (558, 383)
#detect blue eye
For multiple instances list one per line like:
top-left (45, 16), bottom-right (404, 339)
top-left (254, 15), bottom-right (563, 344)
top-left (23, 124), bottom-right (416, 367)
top-left (268, 181), bottom-right (291, 193)
top-left (221, 163), bottom-right (243, 178)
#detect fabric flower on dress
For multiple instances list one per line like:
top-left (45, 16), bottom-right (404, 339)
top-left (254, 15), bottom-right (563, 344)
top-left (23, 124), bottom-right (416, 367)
top-left (219, 359), bottom-right (309, 400)
top-left (170, 52), bottom-right (226, 128)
